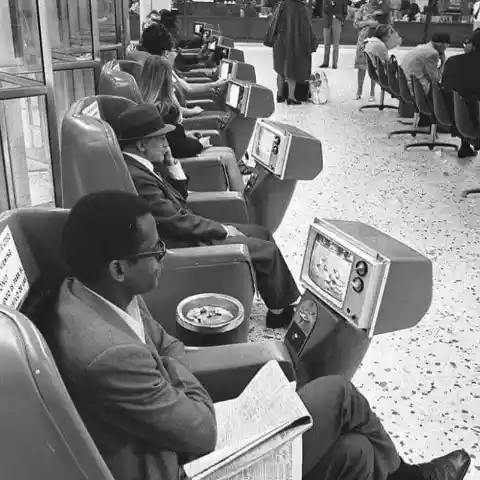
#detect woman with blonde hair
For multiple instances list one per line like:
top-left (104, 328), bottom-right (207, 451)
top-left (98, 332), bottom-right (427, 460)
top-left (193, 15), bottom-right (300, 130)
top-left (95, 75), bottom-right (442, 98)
top-left (138, 55), bottom-right (245, 192)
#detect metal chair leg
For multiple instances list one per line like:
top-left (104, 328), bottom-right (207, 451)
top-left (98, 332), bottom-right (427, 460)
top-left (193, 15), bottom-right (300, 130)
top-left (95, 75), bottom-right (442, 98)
top-left (388, 113), bottom-right (429, 138)
top-left (359, 90), bottom-right (398, 112)
top-left (403, 124), bottom-right (458, 151)
top-left (461, 188), bottom-right (480, 198)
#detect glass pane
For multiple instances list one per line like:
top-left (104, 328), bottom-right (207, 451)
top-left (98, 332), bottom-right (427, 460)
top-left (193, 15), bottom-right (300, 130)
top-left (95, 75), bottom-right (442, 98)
top-left (53, 68), bottom-right (95, 131)
top-left (0, 96), bottom-right (54, 208)
top-left (0, 0), bottom-right (45, 85)
top-left (47, 0), bottom-right (94, 63)
top-left (99, 0), bottom-right (121, 47)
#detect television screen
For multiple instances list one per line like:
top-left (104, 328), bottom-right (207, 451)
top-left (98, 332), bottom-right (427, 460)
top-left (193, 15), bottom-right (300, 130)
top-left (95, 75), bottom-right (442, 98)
top-left (219, 62), bottom-right (231, 80)
top-left (220, 47), bottom-right (230, 58)
top-left (204, 29), bottom-right (212, 39)
top-left (208, 39), bottom-right (217, 51)
top-left (254, 127), bottom-right (275, 164)
top-left (308, 234), bottom-right (353, 307)
top-left (194, 23), bottom-right (204, 35)
top-left (226, 83), bottom-right (241, 108)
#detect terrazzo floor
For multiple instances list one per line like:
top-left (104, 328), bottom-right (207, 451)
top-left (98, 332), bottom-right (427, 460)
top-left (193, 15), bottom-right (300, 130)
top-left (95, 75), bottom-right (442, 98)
top-left (240, 44), bottom-right (480, 476)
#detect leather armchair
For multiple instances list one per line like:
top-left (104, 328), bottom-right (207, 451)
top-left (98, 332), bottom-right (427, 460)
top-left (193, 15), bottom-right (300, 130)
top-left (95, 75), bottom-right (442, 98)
top-left (65, 95), bottom-right (229, 193)
top-left (59, 102), bottom-right (256, 333)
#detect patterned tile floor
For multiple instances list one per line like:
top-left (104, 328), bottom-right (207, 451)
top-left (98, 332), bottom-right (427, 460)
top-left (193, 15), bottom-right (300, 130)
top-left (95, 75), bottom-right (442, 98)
top-left (240, 44), bottom-right (480, 476)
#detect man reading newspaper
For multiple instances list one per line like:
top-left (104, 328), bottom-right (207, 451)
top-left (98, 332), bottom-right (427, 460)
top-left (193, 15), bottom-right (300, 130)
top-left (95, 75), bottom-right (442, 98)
top-left (52, 191), bottom-right (471, 480)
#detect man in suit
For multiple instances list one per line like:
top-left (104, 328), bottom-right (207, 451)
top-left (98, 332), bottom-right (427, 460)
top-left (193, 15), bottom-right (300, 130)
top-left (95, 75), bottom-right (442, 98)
top-left (54, 189), bottom-right (471, 480)
top-left (400, 32), bottom-right (450, 127)
top-left (114, 104), bottom-right (300, 329)
top-left (442, 28), bottom-right (480, 158)
top-left (319, 0), bottom-right (349, 69)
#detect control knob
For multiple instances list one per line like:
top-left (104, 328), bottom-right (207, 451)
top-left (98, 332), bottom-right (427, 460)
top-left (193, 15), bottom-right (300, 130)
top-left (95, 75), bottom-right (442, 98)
top-left (355, 261), bottom-right (368, 277)
top-left (351, 277), bottom-right (364, 293)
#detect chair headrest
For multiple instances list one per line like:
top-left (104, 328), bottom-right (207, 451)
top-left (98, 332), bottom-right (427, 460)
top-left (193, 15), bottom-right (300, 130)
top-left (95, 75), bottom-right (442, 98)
top-left (61, 96), bottom-right (137, 209)
top-left (118, 60), bottom-right (143, 82)
top-left (0, 208), bottom-right (69, 314)
top-left (98, 69), bottom-right (143, 104)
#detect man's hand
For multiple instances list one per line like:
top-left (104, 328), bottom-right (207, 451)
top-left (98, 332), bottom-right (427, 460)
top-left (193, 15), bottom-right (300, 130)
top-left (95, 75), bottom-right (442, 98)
top-left (223, 225), bottom-right (245, 237)
top-left (163, 147), bottom-right (177, 167)
top-left (199, 137), bottom-right (212, 148)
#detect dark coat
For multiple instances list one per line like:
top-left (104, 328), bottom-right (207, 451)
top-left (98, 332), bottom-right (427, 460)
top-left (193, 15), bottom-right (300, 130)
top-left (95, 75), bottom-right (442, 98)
top-left (124, 154), bottom-right (228, 248)
top-left (272, 0), bottom-right (317, 81)
top-left (442, 50), bottom-right (480, 101)
top-left (323, 0), bottom-right (349, 25)
top-left (53, 278), bottom-right (217, 480)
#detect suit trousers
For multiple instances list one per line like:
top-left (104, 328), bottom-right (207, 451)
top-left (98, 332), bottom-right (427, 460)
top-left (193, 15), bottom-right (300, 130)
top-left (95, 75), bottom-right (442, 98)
top-left (323, 17), bottom-right (342, 67)
top-left (299, 376), bottom-right (401, 480)
top-left (215, 223), bottom-right (300, 309)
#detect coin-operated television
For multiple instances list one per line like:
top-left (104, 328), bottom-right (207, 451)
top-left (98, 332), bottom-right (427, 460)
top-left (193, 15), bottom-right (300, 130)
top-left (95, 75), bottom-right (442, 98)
top-left (284, 218), bottom-right (433, 383)
top-left (225, 80), bottom-right (274, 118)
top-left (249, 119), bottom-right (323, 181)
top-left (218, 59), bottom-right (256, 83)
top-left (194, 22), bottom-right (205, 35)
top-left (203, 28), bottom-right (212, 39)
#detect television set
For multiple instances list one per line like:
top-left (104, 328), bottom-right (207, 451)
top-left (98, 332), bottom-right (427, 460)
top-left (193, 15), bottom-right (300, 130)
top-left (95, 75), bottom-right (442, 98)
top-left (249, 119), bottom-right (322, 181)
top-left (193, 22), bottom-right (205, 35)
top-left (208, 38), bottom-right (218, 51)
top-left (225, 80), bottom-right (246, 111)
top-left (219, 60), bottom-right (233, 80)
top-left (300, 219), bottom-right (390, 334)
top-left (203, 28), bottom-right (212, 39)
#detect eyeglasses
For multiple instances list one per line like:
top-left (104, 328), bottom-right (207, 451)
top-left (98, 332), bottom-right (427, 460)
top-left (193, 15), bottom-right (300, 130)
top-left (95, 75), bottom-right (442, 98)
top-left (123, 240), bottom-right (167, 262)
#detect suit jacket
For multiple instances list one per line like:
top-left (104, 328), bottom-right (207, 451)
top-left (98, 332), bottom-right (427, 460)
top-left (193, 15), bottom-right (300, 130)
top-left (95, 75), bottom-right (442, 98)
top-left (323, 0), bottom-right (348, 24)
top-left (442, 51), bottom-right (480, 101)
top-left (53, 278), bottom-right (217, 480)
top-left (124, 154), bottom-right (228, 248)
top-left (400, 42), bottom-right (442, 93)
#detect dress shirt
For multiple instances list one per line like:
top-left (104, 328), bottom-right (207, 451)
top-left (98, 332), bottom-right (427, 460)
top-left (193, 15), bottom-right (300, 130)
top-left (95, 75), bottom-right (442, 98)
top-left (123, 151), bottom-right (187, 181)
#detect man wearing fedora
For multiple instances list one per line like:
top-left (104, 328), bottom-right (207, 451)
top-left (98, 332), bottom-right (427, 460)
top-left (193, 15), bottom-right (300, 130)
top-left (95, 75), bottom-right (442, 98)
top-left (115, 104), bottom-right (300, 329)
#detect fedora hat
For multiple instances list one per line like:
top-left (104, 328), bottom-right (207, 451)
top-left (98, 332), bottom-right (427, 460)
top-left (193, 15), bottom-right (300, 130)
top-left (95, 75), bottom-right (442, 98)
top-left (115, 104), bottom-right (175, 142)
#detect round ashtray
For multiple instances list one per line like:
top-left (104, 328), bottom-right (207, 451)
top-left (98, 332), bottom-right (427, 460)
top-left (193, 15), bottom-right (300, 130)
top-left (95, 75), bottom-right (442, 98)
top-left (176, 293), bottom-right (244, 334)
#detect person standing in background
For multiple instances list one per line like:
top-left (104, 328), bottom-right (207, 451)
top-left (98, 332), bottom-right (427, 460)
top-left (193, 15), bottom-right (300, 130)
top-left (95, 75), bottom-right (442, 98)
top-left (265, 0), bottom-right (317, 104)
top-left (473, 0), bottom-right (480, 30)
top-left (319, 0), bottom-right (349, 69)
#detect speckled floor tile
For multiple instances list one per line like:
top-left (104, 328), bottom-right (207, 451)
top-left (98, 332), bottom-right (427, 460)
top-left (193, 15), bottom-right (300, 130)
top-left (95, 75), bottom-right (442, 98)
top-left (241, 44), bottom-right (480, 477)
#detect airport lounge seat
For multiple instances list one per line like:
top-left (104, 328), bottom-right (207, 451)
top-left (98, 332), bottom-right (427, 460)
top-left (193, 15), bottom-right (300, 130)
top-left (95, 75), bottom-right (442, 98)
top-left (453, 90), bottom-right (480, 198)
top-left (68, 94), bottom-right (231, 193)
top-left (408, 77), bottom-right (457, 152)
top-left (359, 55), bottom-right (397, 113)
top-left (60, 100), bottom-right (259, 333)
top-left (99, 67), bottom-right (226, 137)
top-left (0, 209), bottom-right (294, 479)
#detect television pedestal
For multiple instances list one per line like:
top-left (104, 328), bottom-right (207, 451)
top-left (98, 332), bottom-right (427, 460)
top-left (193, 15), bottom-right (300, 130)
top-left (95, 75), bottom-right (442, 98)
top-left (284, 290), bottom-right (371, 387)
top-left (245, 167), bottom-right (297, 234)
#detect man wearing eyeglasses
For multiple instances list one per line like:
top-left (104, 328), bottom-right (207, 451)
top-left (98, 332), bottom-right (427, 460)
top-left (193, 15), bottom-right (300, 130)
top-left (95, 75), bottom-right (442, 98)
top-left (52, 190), bottom-right (471, 480)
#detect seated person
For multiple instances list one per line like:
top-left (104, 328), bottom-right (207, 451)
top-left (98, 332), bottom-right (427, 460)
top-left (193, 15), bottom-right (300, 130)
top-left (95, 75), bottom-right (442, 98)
top-left (364, 24), bottom-right (391, 64)
top-left (442, 28), bottom-right (480, 158)
top-left (138, 56), bottom-right (244, 190)
top-left (400, 32), bottom-right (450, 127)
top-left (115, 104), bottom-right (300, 329)
top-left (52, 188), bottom-right (472, 480)
top-left (139, 54), bottom-right (228, 131)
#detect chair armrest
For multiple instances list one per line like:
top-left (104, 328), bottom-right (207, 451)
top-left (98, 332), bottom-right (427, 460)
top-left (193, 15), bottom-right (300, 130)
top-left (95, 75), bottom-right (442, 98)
top-left (183, 115), bottom-right (225, 131)
top-left (187, 129), bottom-right (223, 146)
top-left (186, 99), bottom-right (220, 111)
top-left (188, 191), bottom-right (250, 224)
top-left (184, 341), bottom-right (295, 402)
top-left (180, 157), bottom-right (228, 192)
top-left (143, 244), bottom-right (255, 336)
top-left (184, 77), bottom-right (213, 84)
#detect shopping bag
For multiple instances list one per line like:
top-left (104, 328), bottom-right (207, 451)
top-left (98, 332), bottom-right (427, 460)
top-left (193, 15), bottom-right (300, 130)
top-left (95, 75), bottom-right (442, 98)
top-left (309, 71), bottom-right (330, 105)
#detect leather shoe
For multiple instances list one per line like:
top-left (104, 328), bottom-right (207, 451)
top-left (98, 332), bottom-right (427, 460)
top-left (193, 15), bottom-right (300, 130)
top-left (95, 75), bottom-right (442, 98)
top-left (416, 449), bottom-right (471, 480)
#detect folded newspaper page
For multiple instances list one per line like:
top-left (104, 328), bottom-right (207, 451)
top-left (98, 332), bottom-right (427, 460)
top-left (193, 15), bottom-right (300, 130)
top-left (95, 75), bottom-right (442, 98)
top-left (184, 361), bottom-right (313, 480)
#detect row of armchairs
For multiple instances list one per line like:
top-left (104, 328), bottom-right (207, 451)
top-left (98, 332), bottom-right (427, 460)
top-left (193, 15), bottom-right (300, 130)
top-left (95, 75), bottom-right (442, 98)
top-left (364, 54), bottom-right (480, 198)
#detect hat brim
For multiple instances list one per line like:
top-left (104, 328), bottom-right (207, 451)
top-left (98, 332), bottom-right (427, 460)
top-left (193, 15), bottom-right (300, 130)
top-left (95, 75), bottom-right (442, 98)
top-left (119, 124), bottom-right (176, 142)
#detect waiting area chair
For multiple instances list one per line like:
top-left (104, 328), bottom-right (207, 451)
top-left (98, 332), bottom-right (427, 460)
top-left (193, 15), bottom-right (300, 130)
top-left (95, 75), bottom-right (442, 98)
top-left (453, 90), bottom-right (480, 198)
top-left (407, 77), bottom-right (457, 152)
top-left (384, 58), bottom-right (428, 139)
top-left (359, 55), bottom-right (397, 113)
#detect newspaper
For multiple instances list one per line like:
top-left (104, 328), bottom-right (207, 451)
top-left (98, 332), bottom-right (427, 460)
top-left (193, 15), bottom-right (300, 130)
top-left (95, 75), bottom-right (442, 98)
top-left (184, 361), bottom-right (313, 480)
